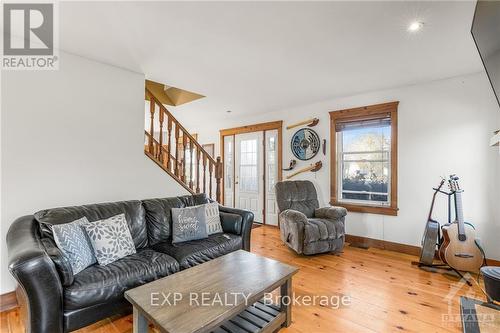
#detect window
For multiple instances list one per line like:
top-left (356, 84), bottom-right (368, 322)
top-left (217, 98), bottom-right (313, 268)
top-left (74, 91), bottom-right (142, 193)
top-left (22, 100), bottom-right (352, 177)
top-left (329, 102), bottom-right (398, 215)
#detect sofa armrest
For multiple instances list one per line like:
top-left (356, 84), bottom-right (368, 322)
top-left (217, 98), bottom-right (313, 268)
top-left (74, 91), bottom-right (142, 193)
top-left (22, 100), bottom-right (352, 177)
top-left (315, 206), bottom-right (347, 220)
top-left (7, 215), bottom-right (64, 333)
top-left (219, 212), bottom-right (242, 235)
top-left (218, 206), bottom-right (254, 251)
top-left (41, 237), bottom-right (74, 286)
top-left (279, 209), bottom-right (308, 254)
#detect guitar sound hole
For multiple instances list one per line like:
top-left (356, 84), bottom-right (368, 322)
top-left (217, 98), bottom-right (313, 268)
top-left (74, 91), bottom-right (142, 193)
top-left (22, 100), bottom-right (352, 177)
top-left (454, 253), bottom-right (474, 258)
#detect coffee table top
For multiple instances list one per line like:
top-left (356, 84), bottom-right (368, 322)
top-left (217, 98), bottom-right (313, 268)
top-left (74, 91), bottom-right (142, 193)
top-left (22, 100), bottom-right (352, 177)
top-left (125, 250), bottom-right (298, 333)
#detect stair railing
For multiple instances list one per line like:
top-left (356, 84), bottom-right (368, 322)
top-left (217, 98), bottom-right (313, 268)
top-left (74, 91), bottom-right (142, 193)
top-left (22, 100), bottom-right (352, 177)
top-left (145, 88), bottom-right (222, 202)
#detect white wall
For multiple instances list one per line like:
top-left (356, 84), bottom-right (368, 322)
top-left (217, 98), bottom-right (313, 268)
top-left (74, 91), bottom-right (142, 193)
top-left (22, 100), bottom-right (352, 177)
top-left (0, 52), bottom-right (188, 294)
top-left (177, 72), bottom-right (500, 260)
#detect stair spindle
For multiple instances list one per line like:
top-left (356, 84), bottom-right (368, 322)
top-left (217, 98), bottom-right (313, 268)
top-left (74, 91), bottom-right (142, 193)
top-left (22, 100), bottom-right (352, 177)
top-left (149, 98), bottom-right (155, 155)
top-left (202, 155), bottom-right (207, 194)
top-left (215, 156), bottom-right (222, 203)
top-left (189, 139), bottom-right (194, 190)
top-left (196, 149), bottom-right (201, 193)
top-left (174, 125), bottom-right (180, 176)
top-left (209, 161), bottom-right (213, 199)
top-left (167, 116), bottom-right (172, 172)
top-left (182, 133), bottom-right (187, 182)
top-left (158, 108), bottom-right (164, 163)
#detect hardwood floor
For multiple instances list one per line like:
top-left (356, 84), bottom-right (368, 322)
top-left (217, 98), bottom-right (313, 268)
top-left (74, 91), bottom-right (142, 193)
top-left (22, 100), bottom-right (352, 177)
top-left (1, 225), bottom-right (487, 333)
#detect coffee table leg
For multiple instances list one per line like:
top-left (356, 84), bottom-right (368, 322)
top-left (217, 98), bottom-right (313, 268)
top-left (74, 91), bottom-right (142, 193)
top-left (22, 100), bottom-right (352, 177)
top-left (133, 307), bottom-right (149, 333)
top-left (280, 277), bottom-right (292, 327)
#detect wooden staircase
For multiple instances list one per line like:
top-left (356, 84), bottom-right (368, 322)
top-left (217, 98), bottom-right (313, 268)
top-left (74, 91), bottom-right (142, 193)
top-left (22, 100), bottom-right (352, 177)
top-left (145, 87), bottom-right (222, 202)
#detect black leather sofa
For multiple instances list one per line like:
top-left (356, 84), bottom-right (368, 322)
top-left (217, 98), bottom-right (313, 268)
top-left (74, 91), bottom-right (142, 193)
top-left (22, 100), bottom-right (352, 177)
top-left (6, 193), bottom-right (253, 333)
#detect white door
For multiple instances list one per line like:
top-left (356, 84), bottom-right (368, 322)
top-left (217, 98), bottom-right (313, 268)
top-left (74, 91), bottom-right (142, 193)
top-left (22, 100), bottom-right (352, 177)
top-left (235, 132), bottom-right (264, 223)
top-left (265, 130), bottom-right (279, 226)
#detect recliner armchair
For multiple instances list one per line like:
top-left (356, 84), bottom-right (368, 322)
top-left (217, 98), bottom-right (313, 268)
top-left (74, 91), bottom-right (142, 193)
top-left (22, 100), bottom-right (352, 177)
top-left (275, 180), bottom-right (347, 255)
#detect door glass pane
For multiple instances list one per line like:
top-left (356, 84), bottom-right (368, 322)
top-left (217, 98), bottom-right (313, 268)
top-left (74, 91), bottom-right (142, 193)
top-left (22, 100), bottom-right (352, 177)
top-left (267, 136), bottom-right (276, 193)
top-left (239, 139), bottom-right (258, 192)
top-left (224, 136), bottom-right (233, 189)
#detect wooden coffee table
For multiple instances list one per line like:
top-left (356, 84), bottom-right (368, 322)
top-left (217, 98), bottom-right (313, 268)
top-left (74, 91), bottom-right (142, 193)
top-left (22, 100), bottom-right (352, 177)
top-left (125, 250), bottom-right (298, 333)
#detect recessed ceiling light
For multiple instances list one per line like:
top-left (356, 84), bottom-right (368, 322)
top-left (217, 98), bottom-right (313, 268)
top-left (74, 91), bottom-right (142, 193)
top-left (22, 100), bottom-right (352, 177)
top-left (408, 21), bottom-right (424, 32)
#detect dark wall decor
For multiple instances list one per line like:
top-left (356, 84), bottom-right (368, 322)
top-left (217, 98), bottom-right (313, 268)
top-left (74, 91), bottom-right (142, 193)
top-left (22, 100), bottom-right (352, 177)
top-left (291, 128), bottom-right (320, 161)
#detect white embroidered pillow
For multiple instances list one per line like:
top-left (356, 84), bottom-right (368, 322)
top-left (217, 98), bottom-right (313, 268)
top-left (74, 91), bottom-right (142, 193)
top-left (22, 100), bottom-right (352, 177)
top-left (204, 202), bottom-right (223, 235)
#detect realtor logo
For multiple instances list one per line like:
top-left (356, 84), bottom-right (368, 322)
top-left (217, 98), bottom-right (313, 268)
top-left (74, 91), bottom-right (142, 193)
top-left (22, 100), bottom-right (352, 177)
top-left (2, 2), bottom-right (59, 69)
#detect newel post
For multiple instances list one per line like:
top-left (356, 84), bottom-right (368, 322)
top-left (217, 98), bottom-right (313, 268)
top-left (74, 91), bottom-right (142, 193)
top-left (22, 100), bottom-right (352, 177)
top-left (215, 156), bottom-right (223, 203)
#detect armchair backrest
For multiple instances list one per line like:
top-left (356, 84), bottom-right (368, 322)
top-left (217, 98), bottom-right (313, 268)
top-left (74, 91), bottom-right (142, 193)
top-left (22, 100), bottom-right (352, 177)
top-left (275, 180), bottom-right (319, 218)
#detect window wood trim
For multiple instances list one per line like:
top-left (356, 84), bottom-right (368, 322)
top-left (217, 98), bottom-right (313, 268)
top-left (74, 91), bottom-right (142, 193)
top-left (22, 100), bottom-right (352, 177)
top-left (329, 102), bottom-right (399, 216)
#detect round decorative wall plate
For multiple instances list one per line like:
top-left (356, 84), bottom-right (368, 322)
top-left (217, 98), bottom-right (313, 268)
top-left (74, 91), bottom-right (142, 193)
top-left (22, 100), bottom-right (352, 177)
top-left (291, 128), bottom-right (320, 161)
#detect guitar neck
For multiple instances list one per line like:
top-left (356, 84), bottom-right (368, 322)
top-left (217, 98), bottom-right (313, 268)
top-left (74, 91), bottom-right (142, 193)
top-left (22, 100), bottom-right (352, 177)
top-left (454, 191), bottom-right (466, 239)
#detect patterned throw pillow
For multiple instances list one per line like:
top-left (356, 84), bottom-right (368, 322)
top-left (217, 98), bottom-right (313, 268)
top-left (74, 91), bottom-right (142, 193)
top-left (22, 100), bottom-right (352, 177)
top-left (52, 217), bottom-right (97, 275)
top-left (204, 202), bottom-right (223, 235)
top-left (83, 213), bottom-right (136, 265)
top-left (171, 205), bottom-right (208, 243)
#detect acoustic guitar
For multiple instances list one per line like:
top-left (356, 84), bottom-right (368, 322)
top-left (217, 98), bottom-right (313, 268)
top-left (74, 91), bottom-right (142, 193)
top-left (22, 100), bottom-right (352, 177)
top-left (419, 178), bottom-right (445, 265)
top-left (439, 175), bottom-right (483, 273)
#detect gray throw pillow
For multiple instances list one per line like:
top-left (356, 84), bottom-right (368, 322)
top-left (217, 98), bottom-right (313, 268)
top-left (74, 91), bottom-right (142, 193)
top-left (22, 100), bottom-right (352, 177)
top-left (171, 205), bottom-right (208, 243)
top-left (83, 213), bottom-right (136, 265)
top-left (204, 202), bottom-right (223, 235)
top-left (52, 217), bottom-right (97, 275)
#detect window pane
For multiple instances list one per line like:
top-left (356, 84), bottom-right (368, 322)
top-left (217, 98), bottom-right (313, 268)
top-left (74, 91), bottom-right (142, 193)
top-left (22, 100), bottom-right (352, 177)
top-left (342, 125), bottom-right (391, 152)
top-left (339, 122), bottom-right (391, 205)
top-left (342, 160), bottom-right (389, 182)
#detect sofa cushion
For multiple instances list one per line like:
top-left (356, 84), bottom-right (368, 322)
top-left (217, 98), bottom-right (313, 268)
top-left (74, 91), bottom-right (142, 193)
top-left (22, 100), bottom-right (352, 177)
top-left (151, 233), bottom-right (242, 269)
top-left (205, 202), bottom-right (223, 235)
top-left (304, 218), bottom-right (345, 243)
top-left (275, 181), bottom-right (319, 218)
top-left (83, 214), bottom-right (136, 265)
top-left (52, 217), bottom-right (97, 275)
top-left (34, 200), bottom-right (148, 249)
top-left (142, 193), bottom-right (209, 246)
top-left (63, 249), bottom-right (179, 310)
top-left (171, 205), bottom-right (208, 244)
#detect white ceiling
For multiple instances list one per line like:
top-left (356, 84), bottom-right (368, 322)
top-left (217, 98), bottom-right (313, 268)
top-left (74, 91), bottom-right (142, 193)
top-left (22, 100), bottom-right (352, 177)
top-left (59, 1), bottom-right (483, 116)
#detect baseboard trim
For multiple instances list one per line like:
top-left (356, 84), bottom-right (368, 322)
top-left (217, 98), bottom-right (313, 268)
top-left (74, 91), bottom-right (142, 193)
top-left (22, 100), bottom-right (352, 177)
top-left (345, 234), bottom-right (421, 256)
top-left (0, 291), bottom-right (18, 312)
top-left (486, 258), bottom-right (500, 267)
top-left (345, 234), bottom-right (500, 266)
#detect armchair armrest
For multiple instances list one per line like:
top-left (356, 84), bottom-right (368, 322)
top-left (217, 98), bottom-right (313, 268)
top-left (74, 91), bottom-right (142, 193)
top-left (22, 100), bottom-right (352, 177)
top-left (315, 206), bottom-right (347, 220)
top-left (218, 206), bottom-right (254, 251)
top-left (7, 215), bottom-right (64, 333)
top-left (279, 209), bottom-right (309, 254)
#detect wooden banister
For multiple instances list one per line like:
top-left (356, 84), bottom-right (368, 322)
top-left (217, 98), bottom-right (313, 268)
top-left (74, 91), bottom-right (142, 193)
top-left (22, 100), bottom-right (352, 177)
top-left (144, 88), bottom-right (223, 202)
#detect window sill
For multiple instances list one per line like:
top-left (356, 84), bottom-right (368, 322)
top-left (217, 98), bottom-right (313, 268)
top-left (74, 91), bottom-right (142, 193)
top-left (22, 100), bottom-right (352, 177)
top-left (330, 201), bottom-right (398, 216)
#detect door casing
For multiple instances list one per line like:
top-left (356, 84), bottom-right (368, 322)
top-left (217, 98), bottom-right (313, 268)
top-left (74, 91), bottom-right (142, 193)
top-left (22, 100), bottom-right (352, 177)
top-left (220, 121), bottom-right (283, 225)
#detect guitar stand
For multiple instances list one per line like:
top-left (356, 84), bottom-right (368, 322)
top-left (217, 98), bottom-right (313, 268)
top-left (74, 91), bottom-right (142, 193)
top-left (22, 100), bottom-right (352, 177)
top-left (414, 262), bottom-right (473, 286)
top-left (414, 186), bottom-right (473, 287)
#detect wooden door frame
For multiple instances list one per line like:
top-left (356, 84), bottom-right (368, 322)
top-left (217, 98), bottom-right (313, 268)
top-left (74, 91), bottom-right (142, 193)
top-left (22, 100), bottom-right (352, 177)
top-left (220, 120), bottom-right (283, 224)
